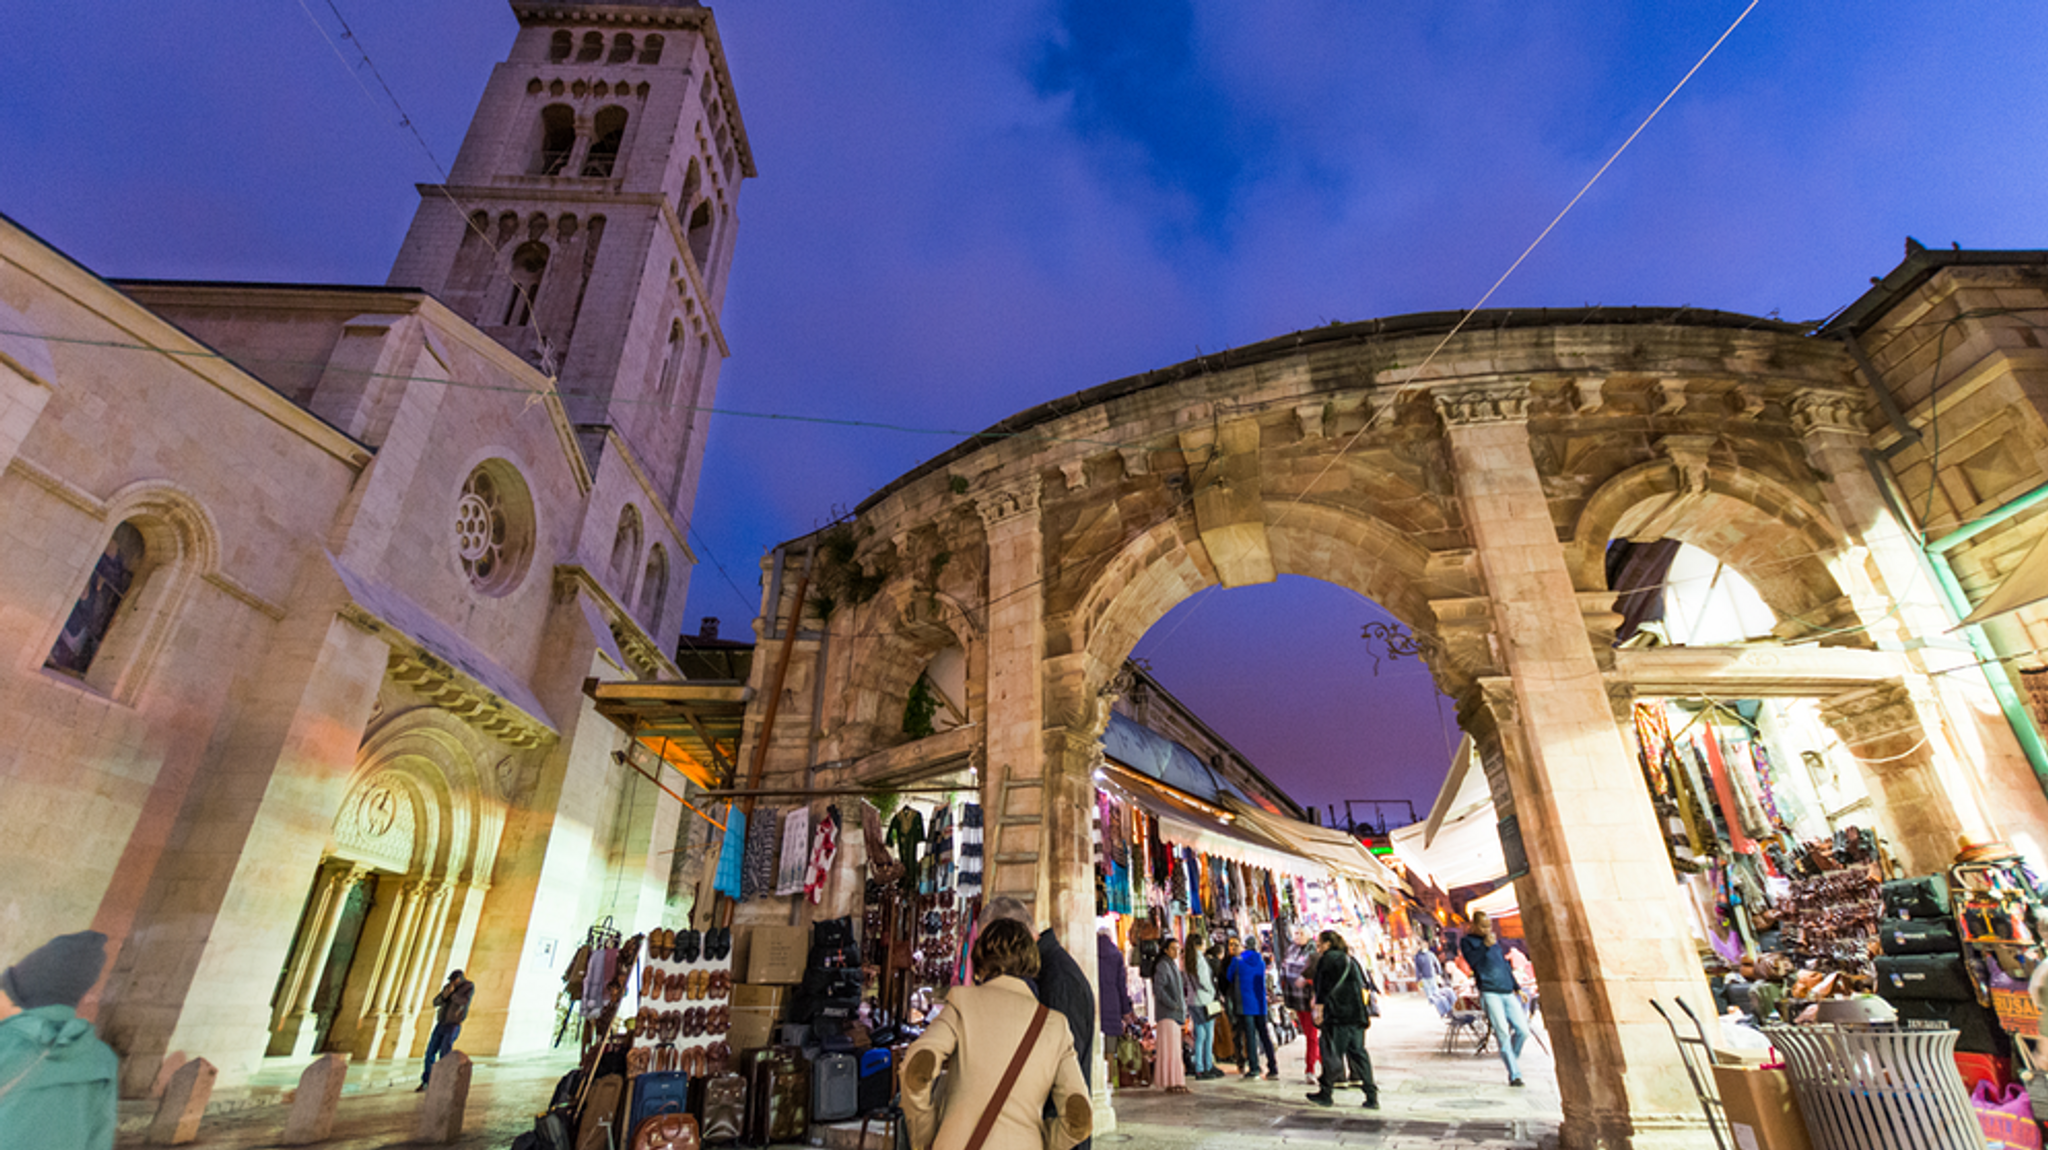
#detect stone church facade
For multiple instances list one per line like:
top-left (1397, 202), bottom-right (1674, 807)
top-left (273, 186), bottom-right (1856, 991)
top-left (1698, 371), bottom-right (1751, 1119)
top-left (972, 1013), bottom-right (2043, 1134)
top-left (0, 0), bottom-right (749, 1096)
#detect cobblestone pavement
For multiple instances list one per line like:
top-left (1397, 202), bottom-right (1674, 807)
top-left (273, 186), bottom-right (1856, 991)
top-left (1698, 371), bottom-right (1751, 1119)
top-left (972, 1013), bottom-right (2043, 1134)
top-left (116, 994), bottom-right (1694, 1149)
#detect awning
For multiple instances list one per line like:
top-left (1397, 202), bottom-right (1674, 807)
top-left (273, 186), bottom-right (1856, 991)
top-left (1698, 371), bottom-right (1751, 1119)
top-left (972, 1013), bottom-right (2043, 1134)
top-left (1467, 883), bottom-right (1520, 919)
top-left (1220, 797), bottom-right (1402, 891)
top-left (1957, 528), bottom-right (2048, 627)
top-left (1388, 740), bottom-right (1507, 891)
top-left (1102, 765), bottom-right (1330, 880)
top-left (585, 679), bottom-right (748, 790)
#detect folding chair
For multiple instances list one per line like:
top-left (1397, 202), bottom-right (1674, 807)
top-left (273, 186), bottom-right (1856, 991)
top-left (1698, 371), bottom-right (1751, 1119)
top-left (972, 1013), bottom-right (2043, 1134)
top-left (1441, 1004), bottom-right (1486, 1054)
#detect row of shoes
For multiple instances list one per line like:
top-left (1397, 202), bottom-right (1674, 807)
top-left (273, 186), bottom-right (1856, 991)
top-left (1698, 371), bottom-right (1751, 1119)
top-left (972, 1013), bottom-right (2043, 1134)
top-left (644, 968), bottom-right (731, 1002)
top-left (635, 1004), bottom-right (733, 1041)
top-left (627, 1040), bottom-right (732, 1077)
top-left (645, 927), bottom-right (734, 963)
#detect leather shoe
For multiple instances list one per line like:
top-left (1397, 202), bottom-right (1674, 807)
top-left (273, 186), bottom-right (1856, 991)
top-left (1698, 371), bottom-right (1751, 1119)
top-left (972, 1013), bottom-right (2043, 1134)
top-left (1305, 1092), bottom-right (1332, 1107)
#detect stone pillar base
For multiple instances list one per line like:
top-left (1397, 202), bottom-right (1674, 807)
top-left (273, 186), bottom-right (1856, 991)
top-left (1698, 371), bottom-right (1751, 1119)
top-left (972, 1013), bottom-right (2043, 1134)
top-left (1090, 1044), bottom-right (1115, 1136)
top-left (267, 1011), bottom-right (321, 1059)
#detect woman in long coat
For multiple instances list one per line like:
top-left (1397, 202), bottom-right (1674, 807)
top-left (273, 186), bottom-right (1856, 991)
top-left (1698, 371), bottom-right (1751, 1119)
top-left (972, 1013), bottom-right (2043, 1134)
top-left (1184, 933), bottom-right (1219, 1079)
top-left (903, 918), bottom-right (1092, 1150)
top-left (1149, 937), bottom-right (1189, 1093)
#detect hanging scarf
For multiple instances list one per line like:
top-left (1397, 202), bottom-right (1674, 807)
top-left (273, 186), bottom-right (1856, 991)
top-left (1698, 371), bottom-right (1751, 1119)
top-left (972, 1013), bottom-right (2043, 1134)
top-left (804, 805), bottom-right (840, 904)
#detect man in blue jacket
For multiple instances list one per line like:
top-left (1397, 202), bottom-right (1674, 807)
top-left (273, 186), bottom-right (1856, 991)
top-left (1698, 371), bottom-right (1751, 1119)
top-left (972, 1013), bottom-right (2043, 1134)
top-left (1223, 936), bottom-right (1278, 1079)
top-left (1458, 911), bottom-right (1532, 1086)
top-left (0, 931), bottom-right (118, 1150)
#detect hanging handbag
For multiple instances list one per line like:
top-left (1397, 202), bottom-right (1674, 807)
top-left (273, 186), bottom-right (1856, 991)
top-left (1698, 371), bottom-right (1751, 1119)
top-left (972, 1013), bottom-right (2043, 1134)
top-left (960, 1004), bottom-right (1050, 1150)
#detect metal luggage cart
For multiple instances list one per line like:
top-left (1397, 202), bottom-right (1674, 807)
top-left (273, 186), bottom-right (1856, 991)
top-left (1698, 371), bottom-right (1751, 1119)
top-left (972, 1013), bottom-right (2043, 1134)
top-left (1650, 997), bottom-right (1731, 1150)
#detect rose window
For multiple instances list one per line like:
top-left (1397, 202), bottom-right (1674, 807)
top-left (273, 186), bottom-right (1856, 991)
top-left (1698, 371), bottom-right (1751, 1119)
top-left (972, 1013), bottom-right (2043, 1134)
top-left (455, 461), bottom-right (534, 595)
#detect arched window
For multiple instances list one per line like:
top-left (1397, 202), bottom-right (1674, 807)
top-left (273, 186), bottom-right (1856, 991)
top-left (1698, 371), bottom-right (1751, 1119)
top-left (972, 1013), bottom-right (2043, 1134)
top-left (657, 321), bottom-right (686, 408)
top-left (609, 33), bottom-right (635, 64)
top-left (503, 242), bottom-right (549, 327)
top-left (582, 106), bottom-right (628, 177)
top-left (535, 104), bottom-right (575, 175)
top-left (46, 521), bottom-right (147, 677)
top-left (641, 545), bottom-right (668, 629)
top-left (678, 159), bottom-right (701, 222)
top-left (610, 504), bottom-right (642, 591)
top-left (549, 30), bottom-right (573, 62)
top-left (687, 200), bottom-right (714, 270)
top-left (639, 35), bottom-right (664, 65)
top-left (577, 32), bottom-right (603, 62)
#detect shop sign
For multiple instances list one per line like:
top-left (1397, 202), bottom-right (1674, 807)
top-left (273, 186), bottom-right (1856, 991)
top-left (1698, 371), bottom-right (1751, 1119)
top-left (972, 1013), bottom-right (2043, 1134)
top-left (1497, 814), bottom-right (1530, 881)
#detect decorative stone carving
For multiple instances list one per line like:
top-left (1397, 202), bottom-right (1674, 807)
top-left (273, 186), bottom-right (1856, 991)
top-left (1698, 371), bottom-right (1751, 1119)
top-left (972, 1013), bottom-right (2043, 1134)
top-left (337, 773), bottom-right (414, 873)
top-left (1658, 435), bottom-right (1716, 496)
top-left (1059, 459), bottom-right (1088, 491)
top-left (1817, 681), bottom-right (1918, 752)
top-left (386, 650), bottom-right (552, 748)
top-left (974, 476), bottom-right (1042, 529)
top-left (1573, 376), bottom-right (1609, 415)
top-left (1117, 446), bottom-right (1150, 478)
top-left (1294, 403), bottom-right (1325, 439)
top-left (1655, 379), bottom-right (1688, 415)
top-left (1433, 384), bottom-right (1531, 426)
top-left (1790, 390), bottom-right (1861, 436)
top-left (1733, 383), bottom-right (1768, 419)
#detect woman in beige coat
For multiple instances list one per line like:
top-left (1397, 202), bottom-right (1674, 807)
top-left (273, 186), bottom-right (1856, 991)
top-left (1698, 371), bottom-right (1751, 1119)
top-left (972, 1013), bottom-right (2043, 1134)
top-left (903, 918), bottom-right (1093, 1150)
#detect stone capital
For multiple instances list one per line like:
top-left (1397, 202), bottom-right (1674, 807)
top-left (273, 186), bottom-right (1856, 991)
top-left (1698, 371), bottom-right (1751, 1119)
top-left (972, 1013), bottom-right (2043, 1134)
top-left (1433, 384), bottom-right (1531, 427)
top-left (1789, 389), bottom-right (1863, 438)
top-left (1817, 681), bottom-right (1917, 749)
top-left (973, 475), bottom-right (1042, 530)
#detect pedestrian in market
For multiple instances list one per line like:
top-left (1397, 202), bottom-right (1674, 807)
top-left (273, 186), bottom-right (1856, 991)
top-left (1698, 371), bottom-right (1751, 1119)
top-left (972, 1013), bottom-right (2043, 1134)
top-left (1223, 936), bottom-right (1279, 1079)
top-left (1305, 930), bottom-right (1379, 1110)
top-left (1184, 932), bottom-right (1221, 1079)
top-left (418, 968), bottom-right (474, 1090)
top-left (1097, 929), bottom-right (1133, 1054)
top-left (1280, 931), bottom-right (1319, 1083)
top-left (982, 897), bottom-right (1098, 1150)
top-left (0, 931), bottom-right (117, 1150)
top-left (1413, 942), bottom-right (1444, 1007)
top-left (1458, 912), bottom-right (1532, 1087)
top-left (902, 918), bottom-right (1093, 1150)
top-left (1148, 938), bottom-right (1190, 1094)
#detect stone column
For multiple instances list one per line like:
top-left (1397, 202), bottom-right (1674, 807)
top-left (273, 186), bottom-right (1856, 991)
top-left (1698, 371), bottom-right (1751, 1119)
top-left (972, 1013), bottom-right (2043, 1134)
top-left (1437, 383), bottom-right (1711, 1149)
top-left (1045, 723), bottom-right (1114, 1135)
top-left (268, 863), bottom-right (366, 1057)
top-left (389, 882), bottom-right (456, 1059)
top-left (1818, 682), bottom-right (1967, 873)
top-left (354, 879), bottom-right (427, 1060)
top-left (975, 476), bottom-right (1049, 911)
top-left (1792, 391), bottom-right (2046, 848)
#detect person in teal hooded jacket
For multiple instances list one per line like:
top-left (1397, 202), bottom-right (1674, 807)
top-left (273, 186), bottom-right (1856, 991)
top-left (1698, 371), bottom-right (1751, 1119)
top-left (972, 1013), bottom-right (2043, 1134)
top-left (0, 930), bottom-right (118, 1150)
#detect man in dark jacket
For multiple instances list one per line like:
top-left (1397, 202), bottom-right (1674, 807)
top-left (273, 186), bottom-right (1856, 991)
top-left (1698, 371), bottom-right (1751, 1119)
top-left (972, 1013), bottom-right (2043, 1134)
top-left (1458, 912), bottom-right (1531, 1086)
top-left (1304, 930), bottom-right (1378, 1109)
top-left (1222, 937), bottom-right (1278, 1079)
top-left (419, 969), bottom-right (474, 1090)
top-left (0, 931), bottom-right (117, 1150)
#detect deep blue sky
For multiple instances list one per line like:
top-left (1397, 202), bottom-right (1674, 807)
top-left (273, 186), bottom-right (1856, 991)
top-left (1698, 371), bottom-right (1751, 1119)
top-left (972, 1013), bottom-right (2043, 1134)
top-left (4, 2), bottom-right (2043, 818)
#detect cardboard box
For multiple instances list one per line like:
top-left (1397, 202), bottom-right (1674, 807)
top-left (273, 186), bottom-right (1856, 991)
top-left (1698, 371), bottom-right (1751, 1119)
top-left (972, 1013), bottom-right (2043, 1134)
top-left (732, 983), bottom-right (791, 1011)
top-left (729, 1005), bottom-right (778, 1053)
top-left (746, 926), bottom-right (807, 985)
top-left (1711, 1063), bottom-right (1813, 1150)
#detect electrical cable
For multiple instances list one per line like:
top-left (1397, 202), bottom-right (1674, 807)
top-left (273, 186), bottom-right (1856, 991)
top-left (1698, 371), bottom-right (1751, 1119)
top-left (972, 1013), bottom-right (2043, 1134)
top-left (1273, 0), bottom-right (1762, 532)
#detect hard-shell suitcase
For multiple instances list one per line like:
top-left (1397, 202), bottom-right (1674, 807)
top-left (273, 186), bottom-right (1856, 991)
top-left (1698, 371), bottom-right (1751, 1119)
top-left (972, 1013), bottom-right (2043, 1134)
top-left (700, 1073), bottom-right (746, 1144)
top-left (1876, 917), bottom-right (1961, 956)
top-left (1882, 874), bottom-right (1951, 919)
top-left (741, 1046), bottom-right (808, 1146)
top-left (857, 1047), bottom-right (893, 1115)
top-left (812, 1051), bottom-right (859, 1122)
top-left (631, 1070), bottom-right (693, 1132)
top-left (576, 1073), bottom-right (627, 1150)
top-left (1875, 953), bottom-right (1975, 1001)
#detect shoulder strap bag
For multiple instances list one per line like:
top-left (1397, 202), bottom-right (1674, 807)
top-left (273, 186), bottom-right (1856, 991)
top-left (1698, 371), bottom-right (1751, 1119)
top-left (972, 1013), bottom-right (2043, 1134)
top-left (962, 1003), bottom-right (1051, 1150)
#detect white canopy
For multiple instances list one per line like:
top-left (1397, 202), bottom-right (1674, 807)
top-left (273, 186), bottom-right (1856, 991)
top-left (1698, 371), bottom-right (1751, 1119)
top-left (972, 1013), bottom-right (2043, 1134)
top-left (1957, 527), bottom-right (2048, 627)
top-left (1387, 735), bottom-right (1509, 890)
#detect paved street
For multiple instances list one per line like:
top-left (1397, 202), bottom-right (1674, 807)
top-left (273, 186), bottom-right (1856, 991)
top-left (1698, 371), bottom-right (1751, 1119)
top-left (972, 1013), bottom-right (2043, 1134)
top-left (110, 991), bottom-right (1627, 1149)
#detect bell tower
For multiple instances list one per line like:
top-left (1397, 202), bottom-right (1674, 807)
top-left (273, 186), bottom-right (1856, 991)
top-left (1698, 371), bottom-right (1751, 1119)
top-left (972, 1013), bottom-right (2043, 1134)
top-left (388, 0), bottom-right (753, 515)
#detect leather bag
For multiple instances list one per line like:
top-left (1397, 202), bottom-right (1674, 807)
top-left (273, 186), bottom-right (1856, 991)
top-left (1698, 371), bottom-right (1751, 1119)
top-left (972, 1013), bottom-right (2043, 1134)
top-left (632, 1111), bottom-right (700, 1150)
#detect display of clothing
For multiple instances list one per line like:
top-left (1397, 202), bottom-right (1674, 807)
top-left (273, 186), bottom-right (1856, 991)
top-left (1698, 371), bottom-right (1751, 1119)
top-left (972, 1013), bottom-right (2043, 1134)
top-left (741, 804), bottom-right (780, 901)
top-left (887, 806), bottom-right (926, 891)
top-left (958, 802), bottom-right (983, 896)
top-left (776, 807), bottom-right (812, 896)
top-left (804, 805), bottom-right (840, 904)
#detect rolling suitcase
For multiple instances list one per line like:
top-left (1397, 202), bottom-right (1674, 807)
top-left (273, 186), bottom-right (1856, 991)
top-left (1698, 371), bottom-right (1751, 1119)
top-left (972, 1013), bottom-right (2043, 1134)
top-left (700, 1073), bottom-right (746, 1144)
top-left (1876, 917), bottom-right (1960, 956)
top-left (857, 1047), bottom-right (892, 1115)
top-left (630, 1070), bottom-right (693, 1132)
top-left (742, 1046), bottom-right (808, 1146)
top-left (1875, 953), bottom-right (1975, 1001)
top-left (812, 1051), bottom-right (858, 1122)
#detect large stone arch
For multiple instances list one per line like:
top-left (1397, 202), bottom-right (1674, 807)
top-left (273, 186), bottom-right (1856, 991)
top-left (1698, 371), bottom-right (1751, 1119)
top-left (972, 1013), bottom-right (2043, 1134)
top-left (746, 309), bottom-right (2047, 1148)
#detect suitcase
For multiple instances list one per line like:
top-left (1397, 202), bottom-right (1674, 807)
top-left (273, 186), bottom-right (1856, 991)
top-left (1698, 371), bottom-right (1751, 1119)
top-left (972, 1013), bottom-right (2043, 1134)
top-left (741, 1046), bottom-right (808, 1146)
top-left (575, 1073), bottom-right (627, 1150)
top-left (630, 1070), bottom-right (693, 1132)
top-left (812, 1051), bottom-right (859, 1122)
top-left (1876, 953), bottom-right (1976, 1002)
top-left (1882, 874), bottom-right (1951, 919)
top-left (1894, 997), bottom-right (2011, 1056)
top-left (700, 1073), bottom-right (746, 1144)
top-left (1877, 917), bottom-right (1960, 956)
top-left (858, 1048), bottom-right (893, 1115)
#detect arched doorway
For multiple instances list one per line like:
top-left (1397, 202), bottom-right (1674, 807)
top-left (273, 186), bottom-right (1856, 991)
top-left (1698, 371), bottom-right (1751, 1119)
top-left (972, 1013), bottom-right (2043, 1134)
top-left (266, 711), bottom-right (507, 1061)
top-left (734, 311), bottom-right (2048, 1148)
